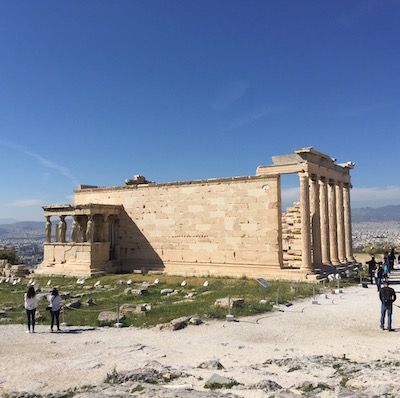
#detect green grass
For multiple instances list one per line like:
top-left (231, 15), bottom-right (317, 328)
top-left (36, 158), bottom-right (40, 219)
top-left (0, 273), bottom-right (360, 328)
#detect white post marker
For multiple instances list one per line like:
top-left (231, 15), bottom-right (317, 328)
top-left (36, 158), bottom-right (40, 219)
top-left (272, 288), bottom-right (280, 311)
top-left (312, 285), bottom-right (318, 305)
top-left (335, 274), bottom-right (343, 294)
top-left (226, 295), bottom-right (235, 322)
top-left (114, 303), bottom-right (123, 328)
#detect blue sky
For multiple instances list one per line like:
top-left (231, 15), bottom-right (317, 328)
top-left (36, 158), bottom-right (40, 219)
top-left (1, 0), bottom-right (400, 222)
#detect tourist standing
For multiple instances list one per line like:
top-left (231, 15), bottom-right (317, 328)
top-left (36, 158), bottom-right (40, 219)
top-left (383, 251), bottom-right (391, 275)
top-left (389, 248), bottom-right (396, 271)
top-left (374, 263), bottom-right (383, 292)
top-left (48, 288), bottom-right (62, 332)
top-left (379, 280), bottom-right (396, 331)
top-left (366, 256), bottom-right (377, 284)
top-left (24, 286), bottom-right (38, 333)
top-left (383, 262), bottom-right (389, 280)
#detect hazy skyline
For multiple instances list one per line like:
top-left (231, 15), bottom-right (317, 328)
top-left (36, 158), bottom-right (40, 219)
top-left (1, 1), bottom-right (400, 221)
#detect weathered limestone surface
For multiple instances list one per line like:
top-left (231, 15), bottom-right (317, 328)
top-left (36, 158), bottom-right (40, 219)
top-left (73, 176), bottom-right (282, 278)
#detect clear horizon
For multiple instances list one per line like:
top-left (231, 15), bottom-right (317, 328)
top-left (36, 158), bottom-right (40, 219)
top-left (1, 1), bottom-right (400, 221)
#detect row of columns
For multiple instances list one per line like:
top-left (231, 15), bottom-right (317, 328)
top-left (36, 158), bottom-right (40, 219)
top-left (299, 173), bottom-right (355, 271)
top-left (45, 214), bottom-right (111, 244)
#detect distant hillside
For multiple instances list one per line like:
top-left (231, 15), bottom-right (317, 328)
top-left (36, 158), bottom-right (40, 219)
top-left (0, 221), bottom-right (45, 239)
top-left (0, 221), bottom-right (44, 230)
top-left (0, 218), bottom-right (19, 225)
top-left (352, 205), bottom-right (400, 222)
top-left (1, 205), bottom-right (400, 232)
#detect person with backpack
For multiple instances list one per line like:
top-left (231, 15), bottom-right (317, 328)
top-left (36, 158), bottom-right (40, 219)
top-left (379, 280), bottom-right (396, 331)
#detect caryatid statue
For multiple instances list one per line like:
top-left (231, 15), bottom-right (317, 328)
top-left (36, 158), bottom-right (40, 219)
top-left (57, 216), bottom-right (66, 243)
top-left (71, 216), bottom-right (82, 243)
top-left (86, 216), bottom-right (94, 243)
top-left (45, 216), bottom-right (52, 243)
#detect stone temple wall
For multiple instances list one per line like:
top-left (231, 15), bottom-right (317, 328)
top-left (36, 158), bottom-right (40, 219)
top-left (281, 202), bottom-right (302, 268)
top-left (73, 175), bottom-right (283, 278)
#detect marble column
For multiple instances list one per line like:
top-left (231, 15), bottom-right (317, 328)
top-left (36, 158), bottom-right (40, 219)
top-left (299, 173), bottom-right (312, 271)
top-left (336, 181), bottom-right (347, 263)
top-left (319, 177), bottom-right (330, 264)
top-left (328, 180), bottom-right (340, 266)
top-left (343, 183), bottom-right (356, 262)
top-left (310, 174), bottom-right (322, 266)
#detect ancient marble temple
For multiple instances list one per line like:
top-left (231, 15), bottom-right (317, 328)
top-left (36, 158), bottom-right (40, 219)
top-left (36, 147), bottom-right (357, 280)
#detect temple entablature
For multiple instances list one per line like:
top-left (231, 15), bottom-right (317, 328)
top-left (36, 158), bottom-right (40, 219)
top-left (256, 146), bottom-right (354, 183)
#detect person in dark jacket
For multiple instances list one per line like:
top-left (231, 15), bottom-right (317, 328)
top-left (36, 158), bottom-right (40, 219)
top-left (366, 256), bottom-right (377, 284)
top-left (379, 280), bottom-right (396, 331)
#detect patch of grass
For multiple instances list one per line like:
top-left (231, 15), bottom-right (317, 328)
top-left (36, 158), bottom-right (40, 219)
top-left (0, 273), bottom-right (360, 328)
top-left (205, 380), bottom-right (241, 390)
top-left (104, 366), bottom-right (120, 384)
top-left (302, 382), bottom-right (332, 393)
top-left (339, 376), bottom-right (349, 387)
top-left (131, 385), bottom-right (145, 393)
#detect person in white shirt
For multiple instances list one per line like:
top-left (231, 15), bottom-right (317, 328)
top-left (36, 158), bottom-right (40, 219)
top-left (24, 286), bottom-right (38, 333)
top-left (48, 288), bottom-right (62, 332)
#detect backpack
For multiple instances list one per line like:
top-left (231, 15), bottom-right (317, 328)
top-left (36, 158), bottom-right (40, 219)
top-left (383, 288), bottom-right (394, 304)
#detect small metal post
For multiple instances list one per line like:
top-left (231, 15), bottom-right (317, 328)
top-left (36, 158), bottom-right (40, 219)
top-left (115, 302), bottom-right (123, 328)
top-left (226, 295), bottom-right (234, 321)
top-left (60, 306), bottom-right (67, 327)
top-left (312, 285), bottom-right (318, 304)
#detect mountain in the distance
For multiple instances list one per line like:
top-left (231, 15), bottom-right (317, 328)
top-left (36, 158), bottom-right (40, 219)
top-left (351, 205), bottom-right (400, 222)
top-left (1, 205), bottom-right (400, 230)
top-left (0, 221), bottom-right (45, 230)
top-left (0, 218), bottom-right (20, 225)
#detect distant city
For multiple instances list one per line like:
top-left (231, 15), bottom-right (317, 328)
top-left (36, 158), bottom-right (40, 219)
top-left (352, 221), bottom-right (400, 250)
top-left (1, 204), bottom-right (400, 267)
top-left (0, 221), bottom-right (45, 267)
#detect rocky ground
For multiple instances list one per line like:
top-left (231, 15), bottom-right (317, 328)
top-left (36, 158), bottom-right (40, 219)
top-left (1, 270), bottom-right (400, 398)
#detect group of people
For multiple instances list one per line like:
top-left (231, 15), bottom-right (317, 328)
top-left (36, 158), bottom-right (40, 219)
top-left (23, 286), bottom-right (62, 333)
top-left (366, 249), bottom-right (398, 332)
